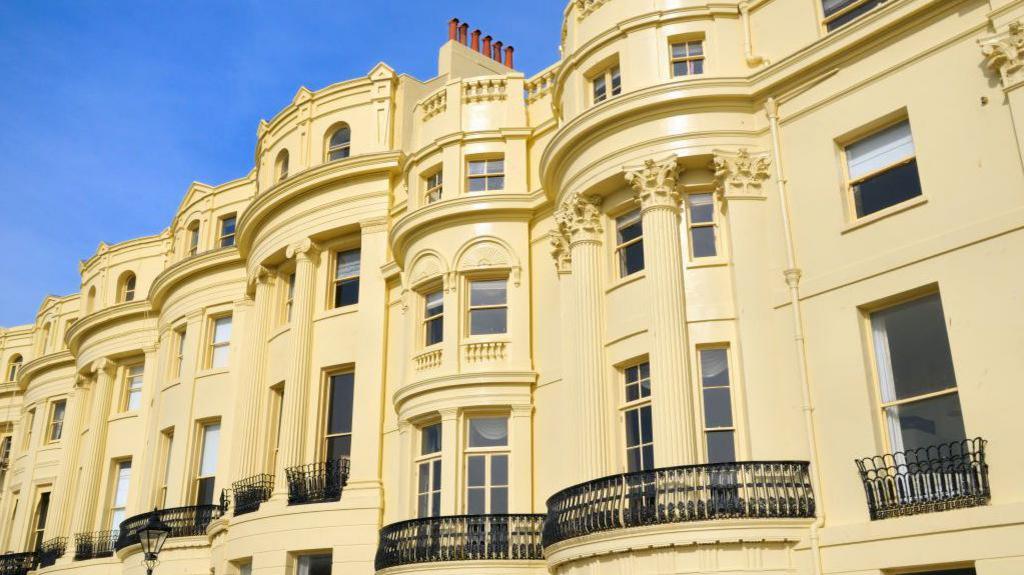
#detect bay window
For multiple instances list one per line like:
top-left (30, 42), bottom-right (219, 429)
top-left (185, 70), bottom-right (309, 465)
top-left (686, 193), bottom-right (718, 258)
top-left (467, 159), bottom-right (504, 192)
top-left (324, 372), bottom-right (355, 462)
top-left (615, 209), bottom-right (644, 277)
top-left (333, 249), bottom-right (361, 308)
top-left (424, 290), bottom-right (444, 346)
top-left (622, 362), bottom-right (654, 472)
top-left (108, 460), bottom-right (131, 529)
top-left (468, 279), bottom-right (507, 336)
top-left (465, 417), bottom-right (509, 514)
top-left (417, 423), bottom-right (442, 518)
top-left (195, 422), bottom-right (220, 505)
top-left (699, 348), bottom-right (736, 463)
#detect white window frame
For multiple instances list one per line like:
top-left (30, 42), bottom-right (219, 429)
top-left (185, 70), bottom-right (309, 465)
top-left (173, 326), bottom-right (187, 379)
top-left (122, 364), bottom-right (144, 412)
top-left (187, 222), bottom-right (200, 256)
top-left (327, 125), bottom-right (351, 161)
top-left (467, 158), bottom-right (505, 193)
top-left (207, 316), bottom-right (232, 369)
top-left (467, 278), bottom-right (508, 337)
top-left (423, 289), bottom-right (444, 347)
top-left (332, 249), bottom-right (361, 309)
top-left (621, 361), bottom-right (654, 472)
top-left (614, 209), bottom-right (644, 278)
top-left (591, 64), bottom-right (621, 104)
top-left (46, 400), bottom-right (66, 443)
top-left (463, 416), bottom-right (510, 515)
top-left (670, 39), bottom-right (705, 77)
top-left (842, 118), bottom-right (919, 220)
top-left (219, 215), bottom-right (237, 248)
top-left (107, 459), bottom-right (131, 530)
top-left (698, 347), bottom-right (737, 463)
top-left (194, 421), bottom-right (220, 505)
top-left (686, 192), bottom-right (719, 259)
top-left (416, 422), bottom-right (442, 518)
top-left (425, 170), bottom-right (444, 204)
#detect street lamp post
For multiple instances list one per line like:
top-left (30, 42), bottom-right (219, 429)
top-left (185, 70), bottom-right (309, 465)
top-left (137, 509), bottom-right (171, 575)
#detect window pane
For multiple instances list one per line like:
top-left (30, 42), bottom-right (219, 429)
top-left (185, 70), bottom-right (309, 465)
top-left (426, 317), bottom-right (443, 346)
top-left (334, 279), bottom-right (360, 308)
top-left (221, 216), bottom-right (236, 236)
top-left (491, 455), bottom-right (508, 485)
top-left (703, 388), bottom-right (733, 428)
top-left (691, 226), bottom-right (717, 258)
top-left (847, 121), bottom-right (914, 180)
top-left (336, 250), bottom-right (361, 279)
top-left (852, 159), bottom-right (922, 217)
top-left (700, 349), bottom-right (730, 387)
top-left (625, 409), bottom-right (640, 448)
top-left (620, 242), bottom-right (645, 276)
top-left (470, 280), bottom-right (506, 306)
top-left (873, 294), bottom-right (957, 400)
top-left (617, 211), bottom-right (642, 242)
top-left (114, 462), bottom-right (131, 506)
top-left (126, 390), bottom-right (142, 412)
top-left (467, 456), bottom-right (486, 486)
top-left (488, 159), bottom-right (504, 174)
top-left (467, 488), bottom-right (485, 514)
top-left (418, 463), bottom-right (430, 493)
top-left (298, 554), bottom-right (332, 575)
top-left (470, 308), bottom-right (507, 335)
top-left (211, 345), bottom-right (230, 369)
top-left (593, 76), bottom-right (606, 102)
top-left (213, 317), bottom-right (232, 343)
top-left (706, 431), bottom-right (736, 463)
top-left (469, 417), bottom-right (508, 447)
top-left (639, 405), bottom-right (653, 444)
top-left (421, 423), bottom-right (441, 455)
top-left (485, 175), bottom-right (505, 191)
top-left (468, 161), bottom-right (487, 175)
top-left (888, 393), bottom-right (966, 452)
top-left (491, 487), bottom-right (509, 514)
top-left (692, 59), bottom-right (704, 74)
top-left (200, 423), bottom-right (220, 475)
top-left (688, 193), bottom-right (715, 223)
top-left (326, 435), bottom-right (351, 461)
top-left (673, 62), bottom-right (691, 77)
top-left (671, 43), bottom-right (688, 58)
top-left (330, 127), bottom-right (350, 147)
top-left (327, 373), bottom-right (354, 435)
top-left (627, 447), bottom-right (641, 472)
top-left (196, 476), bottom-right (216, 505)
top-left (610, 67), bottom-right (621, 94)
top-left (468, 177), bottom-right (488, 192)
top-left (425, 291), bottom-right (443, 317)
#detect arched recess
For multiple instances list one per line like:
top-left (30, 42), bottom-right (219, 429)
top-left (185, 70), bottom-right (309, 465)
top-left (5, 355), bottom-right (22, 382)
top-left (86, 286), bottom-right (97, 314)
top-left (454, 236), bottom-right (522, 286)
top-left (275, 148), bottom-right (290, 182)
top-left (325, 122), bottom-right (352, 161)
top-left (117, 271), bottom-right (137, 303)
top-left (407, 250), bottom-right (449, 291)
top-left (37, 321), bottom-right (52, 355)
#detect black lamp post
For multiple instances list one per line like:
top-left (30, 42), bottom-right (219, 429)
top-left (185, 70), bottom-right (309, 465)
top-left (137, 509), bottom-right (170, 575)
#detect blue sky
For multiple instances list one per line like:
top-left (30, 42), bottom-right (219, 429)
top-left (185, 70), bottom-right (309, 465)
top-left (0, 0), bottom-right (564, 326)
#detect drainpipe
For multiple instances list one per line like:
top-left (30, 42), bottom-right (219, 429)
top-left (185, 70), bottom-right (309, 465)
top-left (765, 96), bottom-right (824, 575)
top-left (740, 1), bottom-right (767, 67)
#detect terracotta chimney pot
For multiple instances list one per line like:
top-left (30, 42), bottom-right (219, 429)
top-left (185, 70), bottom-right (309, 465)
top-left (482, 35), bottom-right (493, 56)
top-left (459, 23), bottom-right (469, 45)
top-left (492, 41), bottom-right (503, 61)
top-left (471, 29), bottom-right (481, 52)
top-left (504, 45), bottom-right (515, 68)
top-left (448, 18), bottom-right (459, 41)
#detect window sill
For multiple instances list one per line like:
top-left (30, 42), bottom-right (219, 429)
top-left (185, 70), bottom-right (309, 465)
top-left (606, 271), bottom-right (646, 294)
top-left (108, 411), bottom-right (138, 424)
top-left (686, 257), bottom-right (729, 270)
top-left (196, 367), bottom-right (230, 379)
top-left (841, 195), bottom-right (927, 234)
top-left (315, 304), bottom-right (360, 322)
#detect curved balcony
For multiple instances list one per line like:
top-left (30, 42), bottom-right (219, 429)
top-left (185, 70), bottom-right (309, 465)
top-left (114, 505), bottom-right (224, 551)
top-left (0, 552), bottom-right (36, 575)
top-left (542, 461), bottom-right (815, 547)
top-left (37, 537), bottom-right (66, 567)
top-left (224, 474), bottom-right (275, 516)
top-left (286, 458), bottom-right (349, 505)
top-left (375, 514), bottom-right (545, 570)
top-left (856, 437), bottom-right (989, 520)
top-left (73, 530), bottom-right (117, 561)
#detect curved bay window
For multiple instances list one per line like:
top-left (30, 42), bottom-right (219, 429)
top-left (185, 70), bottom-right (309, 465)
top-left (120, 273), bottom-right (136, 302)
top-left (622, 362), bottom-right (653, 472)
top-left (615, 209), bottom-right (644, 277)
top-left (465, 417), bottom-right (509, 515)
top-left (423, 290), bottom-right (444, 347)
top-left (699, 348), bottom-right (736, 463)
top-left (323, 372), bottom-right (355, 462)
top-left (686, 193), bottom-right (718, 258)
top-left (5, 355), bottom-right (21, 383)
top-left (417, 423), bottom-right (442, 518)
top-left (468, 279), bottom-right (507, 336)
top-left (333, 249), bottom-right (361, 308)
top-left (327, 125), bottom-right (351, 161)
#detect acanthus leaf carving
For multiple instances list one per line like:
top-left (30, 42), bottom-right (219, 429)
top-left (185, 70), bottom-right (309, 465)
top-left (625, 156), bottom-right (683, 211)
top-left (711, 148), bottom-right (771, 202)
top-left (980, 21), bottom-right (1024, 87)
top-left (554, 192), bottom-right (603, 244)
top-left (549, 229), bottom-right (572, 273)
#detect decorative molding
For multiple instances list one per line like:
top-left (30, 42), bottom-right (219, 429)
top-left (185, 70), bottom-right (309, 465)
top-left (711, 148), bottom-right (771, 202)
top-left (463, 78), bottom-right (508, 103)
top-left (413, 349), bottom-right (443, 371)
top-left (464, 341), bottom-right (507, 363)
top-left (554, 192), bottom-right (603, 244)
top-left (980, 21), bottom-right (1024, 87)
top-left (525, 66), bottom-right (559, 103)
top-left (420, 88), bottom-right (447, 120)
top-left (549, 229), bottom-right (572, 273)
top-left (285, 238), bottom-right (320, 261)
top-left (575, 0), bottom-right (611, 20)
top-left (625, 156), bottom-right (683, 211)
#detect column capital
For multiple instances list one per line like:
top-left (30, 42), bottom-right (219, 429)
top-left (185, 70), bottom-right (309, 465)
top-left (91, 358), bottom-right (115, 375)
top-left (625, 156), bottom-right (683, 212)
top-left (548, 230), bottom-right (572, 274)
top-left (253, 265), bottom-right (277, 285)
top-left (980, 21), bottom-right (1024, 88)
top-left (286, 238), bottom-right (321, 261)
top-left (554, 192), bottom-right (603, 245)
top-left (711, 148), bottom-right (771, 203)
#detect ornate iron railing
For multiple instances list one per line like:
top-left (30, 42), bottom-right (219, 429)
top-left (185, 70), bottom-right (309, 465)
top-left (856, 437), bottom-right (989, 520)
top-left (285, 458), bottom-right (349, 505)
top-left (229, 474), bottom-right (274, 516)
top-left (114, 505), bottom-right (224, 550)
top-left (375, 514), bottom-right (545, 569)
top-left (36, 537), bottom-right (67, 567)
top-left (73, 530), bottom-right (118, 561)
top-left (542, 461), bottom-right (815, 547)
top-left (0, 552), bottom-right (36, 575)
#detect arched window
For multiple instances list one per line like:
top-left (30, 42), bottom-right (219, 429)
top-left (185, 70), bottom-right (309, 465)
top-left (187, 221), bottom-right (201, 256)
top-left (6, 355), bottom-right (21, 382)
top-left (119, 272), bottom-right (136, 303)
top-left (38, 323), bottom-right (51, 355)
top-left (86, 286), bottom-right (97, 314)
top-left (326, 125), bottom-right (351, 161)
top-left (276, 149), bottom-right (290, 181)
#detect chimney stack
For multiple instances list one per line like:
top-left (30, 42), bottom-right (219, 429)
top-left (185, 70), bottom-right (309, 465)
top-left (447, 19), bottom-right (516, 69)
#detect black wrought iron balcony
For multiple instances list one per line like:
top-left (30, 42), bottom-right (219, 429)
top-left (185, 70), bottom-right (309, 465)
top-left (285, 458), bottom-right (349, 505)
top-left (375, 514), bottom-right (545, 570)
top-left (113, 505), bottom-right (224, 551)
top-left (0, 552), bottom-right (36, 575)
top-left (73, 530), bottom-right (118, 561)
top-left (225, 474), bottom-right (274, 516)
top-left (542, 461), bottom-right (815, 547)
top-left (36, 537), bottom-right (67, 567)
top-left (856, 437), bottom-right (989, 520)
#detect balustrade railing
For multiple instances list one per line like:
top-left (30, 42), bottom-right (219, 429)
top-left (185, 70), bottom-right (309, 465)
top-left (285, 458), bottom-right (349, 505)
top-left (114, 505), bottom-right (224, 550)
top-left (73, 530), bottom-right (118, 561)
top-left (227, 474), bottom-right (275, 516)
top-left (542, 461), bottom-right (815, 547)
top-left (375, 514), bottom-right (545, 570)
top-left (856, 437), bottom-right (989, 520)
top-left (36, 537), bottom-right (66, 567)
top-left (0, 552), bottom-right (36, 575)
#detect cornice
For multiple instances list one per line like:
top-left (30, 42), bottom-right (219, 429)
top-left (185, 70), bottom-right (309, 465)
top-left (393, 370), bottom-right (538, 415)
top-left (17, 350), bottom-right (74, 389)
top-left (65, 300), bottom-right (153, 356)
top-left (78, 231), bottom-right (168, 276)
top-left (236, 151), bottom-right (404, 256)
top-left (148, 247), bottom-right (245, 310)
top-left (390, 190), bottom-right (547, 266)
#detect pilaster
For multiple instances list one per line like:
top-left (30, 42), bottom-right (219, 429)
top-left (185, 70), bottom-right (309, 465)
top-left (71, 359), bottom-right (118, 535)
top-left (235, 266), bottom-right (277, 481)
top-left (981, 20), bottom-right (1024, 169)
top-left (42, 376), bottom-right (88, 543)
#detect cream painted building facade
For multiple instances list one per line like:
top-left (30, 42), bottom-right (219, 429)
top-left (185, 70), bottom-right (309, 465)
top-left (0, 1), bottom-right (1023, 574)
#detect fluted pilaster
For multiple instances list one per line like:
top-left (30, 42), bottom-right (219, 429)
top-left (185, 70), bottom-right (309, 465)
top-left (42, 376), bottom-right (88, 541)
top-left (72, 360), bottom-right (117, 534)
top-left (235, 267), bottom-right (276, 480)
top-left (274, 239), bottom-right (319, 496)
top-left (625, 157), bottom-right (696, 465)
top-left (554, 193), bottom-right (611, 481)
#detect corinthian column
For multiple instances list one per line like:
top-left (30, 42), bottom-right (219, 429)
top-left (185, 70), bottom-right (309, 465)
top-left (72, 359), bottom-right (117, 535)
top-left (234, 267), bottom-right (276, 481)
top-left (625, 157), bottom-right (696, 466)
top-left (274, 240), bottom-right (319, 497)
top-left (554, 193), bottom-right (611, 481)
top-left (43, 376), bottom-right (88, 543)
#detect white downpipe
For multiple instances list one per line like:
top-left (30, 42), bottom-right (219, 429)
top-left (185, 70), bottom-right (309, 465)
top-left (765, 96), bottom-right (825, 575)
top-left (740, 1), bottom-right (767, 67)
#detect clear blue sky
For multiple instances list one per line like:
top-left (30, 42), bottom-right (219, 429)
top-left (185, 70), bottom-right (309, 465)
top-left (0, 0), bottom-right (564, 327)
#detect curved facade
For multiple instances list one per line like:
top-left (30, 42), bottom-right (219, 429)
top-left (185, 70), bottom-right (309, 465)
top-left (2, 1), bottom-right (1024, 574)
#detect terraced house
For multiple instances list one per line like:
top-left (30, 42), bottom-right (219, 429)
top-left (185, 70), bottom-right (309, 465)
top-left (1, 0), bottom-right (1023, 573)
